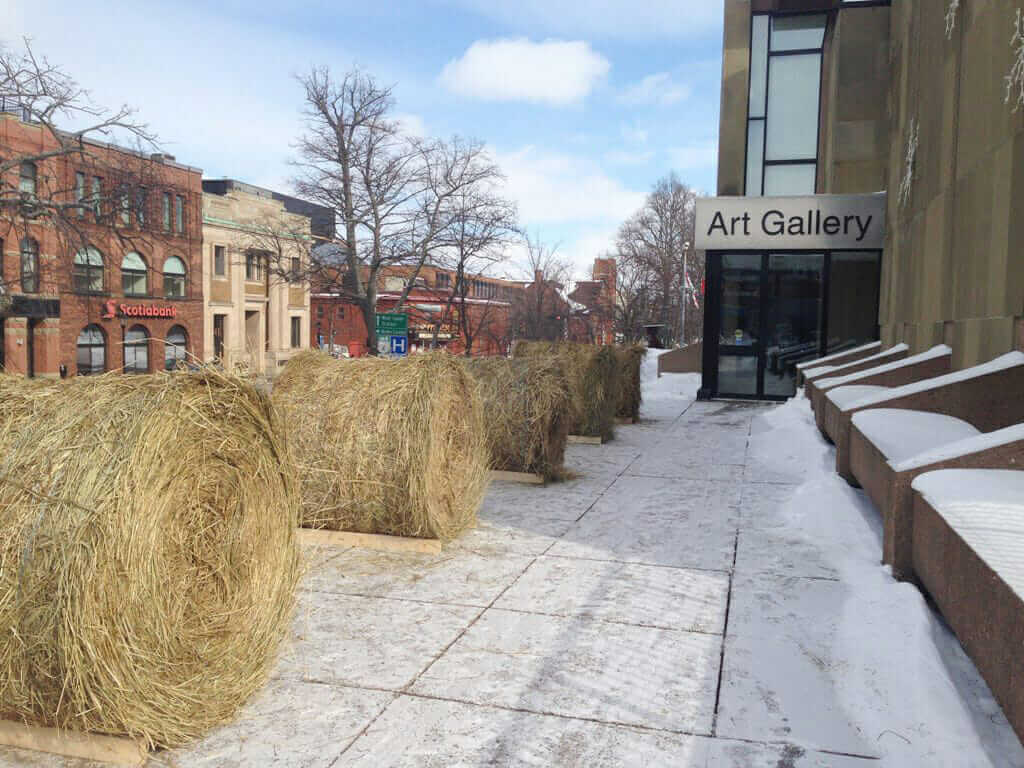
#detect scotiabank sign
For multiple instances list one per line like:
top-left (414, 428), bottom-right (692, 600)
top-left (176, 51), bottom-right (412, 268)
top-left (695, 193), bottom-right (886, 250)
top-left (101, 300), bottom-right (178, 320)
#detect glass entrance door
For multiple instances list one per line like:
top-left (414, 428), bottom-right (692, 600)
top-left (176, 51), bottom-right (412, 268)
top-left (718, 254), bottom-right (762, 396)
top-left (763, 254), bottom-right (824, 396)
top-left (712, 252), bottom-right (825, 398)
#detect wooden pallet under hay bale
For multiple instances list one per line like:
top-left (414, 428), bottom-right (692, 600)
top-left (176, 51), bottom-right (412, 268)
top-left (513, 341), bottom-right (621, 443)
top-left (296, 528), bottom-right (442, 554)
top-left (490, 469), bottom-right (546, 485)
top-left (0, 721), bottom-right (147, 766)
top-left (0, 371), bottom-right (301, 757)
top-left (273, 351), bottom-right (490, 545)
top-left (567, 434), bottom-right (605, 445)
top-left (465, 356), bottom-right (571, 483)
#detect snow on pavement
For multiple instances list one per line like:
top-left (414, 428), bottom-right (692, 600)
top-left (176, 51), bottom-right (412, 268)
top-left (1, 353), bottom-right (1021, 767)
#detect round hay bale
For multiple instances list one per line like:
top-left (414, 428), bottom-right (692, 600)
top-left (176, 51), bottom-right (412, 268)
top-left (0, 371), bottom-right (301, 749)
top-left (615, 344), bottom-right (648, 421)
top-left (465, 356), bottom-right (572, 481)
top-left (513, 341), bottom-right (621, 441)
top-left (273, 350), bottom-right (489, 540)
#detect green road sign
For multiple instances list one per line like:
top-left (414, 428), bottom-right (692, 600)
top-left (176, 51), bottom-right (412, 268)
top-left (375, 312), bottom-right (408, 335)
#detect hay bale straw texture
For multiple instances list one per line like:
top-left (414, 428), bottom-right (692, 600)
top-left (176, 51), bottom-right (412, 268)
top-left (513, 342), bottom-right (621, 441)
top-left (0, 371), bottom-right (301, 749)
top-left (616, 345), bottom-right (647, 421)
top-left (466, 357), bottom-right (572, 481)
top-left (273, 351), bottom-right (489, 540)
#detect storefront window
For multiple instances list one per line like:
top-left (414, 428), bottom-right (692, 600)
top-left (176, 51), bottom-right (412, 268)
top-left (827, 252), bottom-right (882, 353)
top-left (76, 325), bottom-right (106, 375)
top-left (124, 325), bottom-right (149, 374)
top-left (165, 325), bottom-right (187, 371)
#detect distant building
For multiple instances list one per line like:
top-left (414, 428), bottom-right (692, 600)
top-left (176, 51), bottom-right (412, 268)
top-left (0, 112), bottom-right (203, 377)
top-left (201, 179), bottom-right (331, 376)
top-left (568, 257), bottom-right (617, 345)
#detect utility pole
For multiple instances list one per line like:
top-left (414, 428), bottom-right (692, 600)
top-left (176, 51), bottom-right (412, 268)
top-left (680, 246), bottom-right (688, 346)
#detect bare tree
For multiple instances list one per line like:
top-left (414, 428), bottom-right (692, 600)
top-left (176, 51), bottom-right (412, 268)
top-left (0, 39), bottom-right (177, 295)
top-left (611, 173), bottom-right (701, 345)
top-left (509, 233), bottom-right (571, 342)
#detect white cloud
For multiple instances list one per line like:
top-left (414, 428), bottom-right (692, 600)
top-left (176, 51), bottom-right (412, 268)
top-left (393, 112), bottom-right (427, 138)
top-left (562, 228), bottom-right (619, 277)
top-left (448, 0), bottom-right (724, 42)
top-left (669, 140), bottom-right (719, 172)
top-left (494, 145), bottom-right (645, 224)
top-left (619, 72), bottom-right (691, 107)
top-left (439, 38), bottom-right (610, 106)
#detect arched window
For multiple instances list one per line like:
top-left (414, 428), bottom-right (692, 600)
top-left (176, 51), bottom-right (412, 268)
top-left (73, 247), bottom-right (104, 293)
top-left (165, 325), bottom-right (188, 371)
top-left (163, 255), bottom-right (186, 298)
top-left (124, 325), bottom-right (149, 374)
top-left (76, 325), bottom-right (106, 375)
top-left (122, 251), bottom-right (147, 296)
top-left (20, 238), bottom-right (38, 293)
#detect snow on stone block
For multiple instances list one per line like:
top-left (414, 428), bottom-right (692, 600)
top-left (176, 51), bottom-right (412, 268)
top-left (795, 340), bottom-right (881, 371)
top-left (852, 408), bottom-right (981, 464)
top-left (893, 423), bottom-right (1024, 472)
top-left (817, 344), bottom-right (951, 390)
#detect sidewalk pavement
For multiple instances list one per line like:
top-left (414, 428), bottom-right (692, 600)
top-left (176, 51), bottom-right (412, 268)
top-left (3, 371), bottom-right (1022, 767)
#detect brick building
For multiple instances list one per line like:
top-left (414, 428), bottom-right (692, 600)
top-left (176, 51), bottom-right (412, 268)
top-left (1, 112), bottom-right (203, 377)
top-left (568, 257), bottom-right (617, 345)
top-left (311, 264), bottom-right (520, 357)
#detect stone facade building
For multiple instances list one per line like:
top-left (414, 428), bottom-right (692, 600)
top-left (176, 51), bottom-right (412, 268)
top-left (698, 0), bottom-right (1023, 399)
top-left (201, 179), bottom-right (331, 376)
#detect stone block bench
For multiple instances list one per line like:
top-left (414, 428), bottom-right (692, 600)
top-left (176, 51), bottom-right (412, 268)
top-left (805, 344), bottom-right (909, 419)
top-left (795, 341), bottom-right (881, 387)
top-left (829, 351), bottom-right (1024, 482)
top-left (816, 345), bottom-right (952, 441)
top-left (912, 469), bottom-right (1024, 743)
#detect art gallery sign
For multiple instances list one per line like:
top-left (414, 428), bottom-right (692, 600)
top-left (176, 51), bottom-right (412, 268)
top-left (695, 193), bottom-right (886, 251)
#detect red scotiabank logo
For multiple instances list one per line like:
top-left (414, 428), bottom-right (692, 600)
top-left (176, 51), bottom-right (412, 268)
top-left (101, 300), bottom-right (177, 320)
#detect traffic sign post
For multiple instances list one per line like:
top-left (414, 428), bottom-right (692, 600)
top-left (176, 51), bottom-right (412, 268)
top-left (389, 335), bottom-right (408, 356)
top-left (375, 313), bottom-right (408, 336)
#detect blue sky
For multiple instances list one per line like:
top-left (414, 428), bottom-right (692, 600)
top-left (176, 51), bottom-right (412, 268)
top-left (5, 0), bottom-right (723, 277)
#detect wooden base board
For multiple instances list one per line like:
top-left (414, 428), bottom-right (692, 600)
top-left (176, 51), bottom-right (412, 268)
top-left (615, 416), bottom-right (637, 425)
top-left (297, 527), bottom-right (442, 554)
top-left (567, 434), bottom-right (604, 445)
top-left (491, 470), bottom-right (546, 485)
top-left (0, 721), bottom-right (147, 766)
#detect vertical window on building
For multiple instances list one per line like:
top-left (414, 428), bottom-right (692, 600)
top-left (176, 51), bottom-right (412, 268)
top-left (120, 192), bottom-right (131, 226)
top-left (827, 252), bottom-right (882, 353)
top-left (290, 317), bottom-right (302, 348)
top-left (19, 161), bottom-right (36, 196)
top-left (245, 251), bottom-right (263, 281)
top-left (19, 238), bottom-right (38, 293)
top-left (214, 245), bottom-right (226, 277)
top-left (174, 195), bottom-right (184, 234)
top-left (163, 255), bottom-right (186, 298)
top-left (162, 192), bottom-right (171, 231)
top-left (74, 172), bottom-right (86, 217)
top-left (135, 188), bottom-right (147, 227)
top-left (213, 314), bottom-right (226, 359)
top-left (164, 325), bottom-right (188, 371)
top-left (76, 324), bottom-right (106, 375)
top-left (290, 256), bottom-right (301, 282)
top-left (745, 13), bottom-right (825, 197)
top-left (124, 325), bottom-right (149, 374)
top-left (73, 247), bottom-right (105, 293)
top-left (122, 251), bottom-right (148, 296)
top-left (91, 176), bottom-right (103, 219)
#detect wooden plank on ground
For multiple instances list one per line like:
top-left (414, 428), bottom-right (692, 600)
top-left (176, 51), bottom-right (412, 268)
top-left (297, 527), bottom-right (442, 554)
top-left (615, 417), bottom-right (637, 425)
top-left (0, 721), bottom-right (147, 767)
top-left (491, 470), bottom-right (545, 485)
top-left (567, 435), bottom-right (604, 445)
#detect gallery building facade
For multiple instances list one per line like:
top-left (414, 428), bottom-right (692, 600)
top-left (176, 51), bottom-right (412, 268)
top-left (698, 0), bottom-right (1024, 399)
